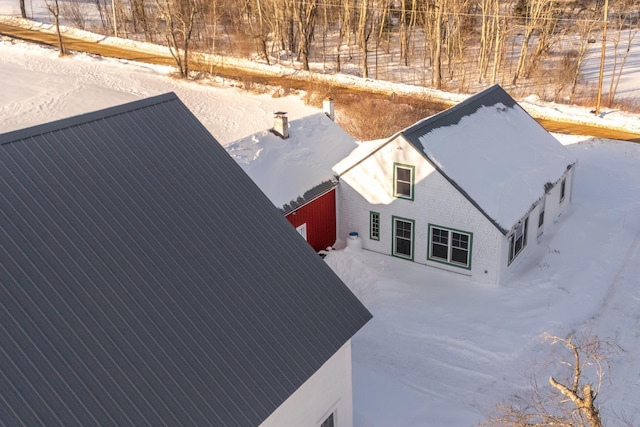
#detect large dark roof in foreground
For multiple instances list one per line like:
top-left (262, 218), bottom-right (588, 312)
top-left (0, 93), bottom-right (371, 427)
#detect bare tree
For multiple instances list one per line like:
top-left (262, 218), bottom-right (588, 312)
top-left (422, 0), bottom-right (446, 88)
top-left (356, 0), bottom-right (374, 78)
top-left (484, 332), bottom-right (621, 427)
top-left (489, 0), bottom-right (507, 84)
top-left (246, 0), bottom-right (273, 64)
top-left (478, 0), bottom-right (496, 82)
top-left (19, 0), bottom-right (27, 18)
top-left (511, 0), bottom-right (557, 85)
top-left (155, 0), bottom-right (199, 77)
top-left (443, 0), bottom-right (472, 86)
top-left (607, 0), bottom-right (640, 106)
top-left (294, 0), bottom-right (318, 70)
top-left (523, 0), bottom-right (560, 79)
top-left (399, 0), bottom-right (418, 66)
top-left (547, 334), bottom-right (603, 427)
top-left (333, 0), bottom-right (353, 72)
top-left (564, 6), bottom-right (600, 103)
top-left (46, 0), bottom-right (66, 56)
top-left (92, 0), bottom-right (109, 32)
top-left (60, 0), bottom-right (86, 30)
top-left (131, 0), bottom-right (152, 41)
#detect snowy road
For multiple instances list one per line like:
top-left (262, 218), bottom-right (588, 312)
top-left (2, 19), bottom-right (640, 142)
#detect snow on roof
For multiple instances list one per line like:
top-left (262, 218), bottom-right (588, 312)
top-left (410, 88), bottom-right (577, 231)
top-left (227, 112), bottom-right (358, 210)
top-left (332, 138), bottom-right (389, 176)
top-left (334, 86), bottom-right (577, 233)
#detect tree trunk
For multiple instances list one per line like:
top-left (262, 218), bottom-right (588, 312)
top-left (155, 0), bottom-right (198, 78)
top-left (357, 0), bottom-right (372, 78)
top-left (549, 378), bottom-right (603, 427)
top-left (295, 0), bottom-right (317, 71)
top-left (47, 0), bottom-right (65, 56)
top-left (432, 0), bottom-right (444, 89)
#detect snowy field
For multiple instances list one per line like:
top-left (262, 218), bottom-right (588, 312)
top-left (327, 137), bottom-right (640, 424)
top-left (2, 4), bottom-right (640, 426)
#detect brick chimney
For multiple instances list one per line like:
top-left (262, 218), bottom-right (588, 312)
top-left (273, 112), bottom-right (289, 139)
top-left (323, 98), bottom-right (334, 121)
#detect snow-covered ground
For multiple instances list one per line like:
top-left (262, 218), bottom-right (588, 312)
top-left (327, 136), bottom-right (640, 425)
top-left (2, 6), bottom-right (640, 426)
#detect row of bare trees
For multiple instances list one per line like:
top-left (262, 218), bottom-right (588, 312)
top-left (46, 0), bottom-right (639, 102)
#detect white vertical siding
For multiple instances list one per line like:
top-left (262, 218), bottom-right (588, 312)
top-left (260, 341), bottom-right (354, 427)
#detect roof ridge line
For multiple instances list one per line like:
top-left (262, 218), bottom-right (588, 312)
top-left (0, 92), bottom-right (178, 146)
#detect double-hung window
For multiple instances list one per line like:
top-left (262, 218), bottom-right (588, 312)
top-left (394, 163), bottom-right (414, 200)
top-left (508, 217), bottom-right (529, 264)
top-left (392, 216), bottom-right (414, 260)
top-left (428, 225), bottom-right (472, 269)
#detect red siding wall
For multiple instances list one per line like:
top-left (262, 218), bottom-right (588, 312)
top-left (285, 189), bottom-right (336, 252)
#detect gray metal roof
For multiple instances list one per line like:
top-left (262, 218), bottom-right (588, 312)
top-left (0, 93), bottom-right (371, 427)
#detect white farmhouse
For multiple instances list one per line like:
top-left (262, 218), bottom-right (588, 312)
top-left (335, 85), bottom-right (577, 284)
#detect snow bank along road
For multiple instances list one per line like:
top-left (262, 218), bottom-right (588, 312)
top-left (1, 20), bottom-right (640, 142)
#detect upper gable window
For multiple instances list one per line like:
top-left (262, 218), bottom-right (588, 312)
top-left (394, 163), bottom-right (415, 200)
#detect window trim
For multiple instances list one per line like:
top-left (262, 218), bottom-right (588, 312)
top-left (508, 216), bottom-right (529, 265)
top-left (393, 163), bottom-right (415, 201)
top-left (537, 197), bottom-right (545, 237)
top-left (369, 211), bottom-right (380, 241)
top-left (319, 411), bottom-right (335, 427)
top-left (391, 216), bottom-right (415, 261)
top-left (427, 224), bottom-right (473, 270)
top-left (296, 223), bottom-right (308, 241)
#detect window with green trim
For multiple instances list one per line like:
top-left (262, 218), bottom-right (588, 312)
top-left (392, 216), bottom-right (414, 260)
top-left (370, 211), bottom-right (380, 240)
top-left (393, 163), bottom-right (414, 200)
top-left (428, 225), bottom-right (472, 269)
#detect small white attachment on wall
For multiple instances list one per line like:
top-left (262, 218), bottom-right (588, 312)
top-left (323, 98), bottom-right (335, 121)
top-left (346, 232), bottom-right (362, 250)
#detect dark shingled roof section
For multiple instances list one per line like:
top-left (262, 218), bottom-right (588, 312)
top-left (280, 179), bottom-right (336, 215)
top-left (400, 85), bottom-right (520, 235)
top-left (0, 93), bottom-right (371, 427)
